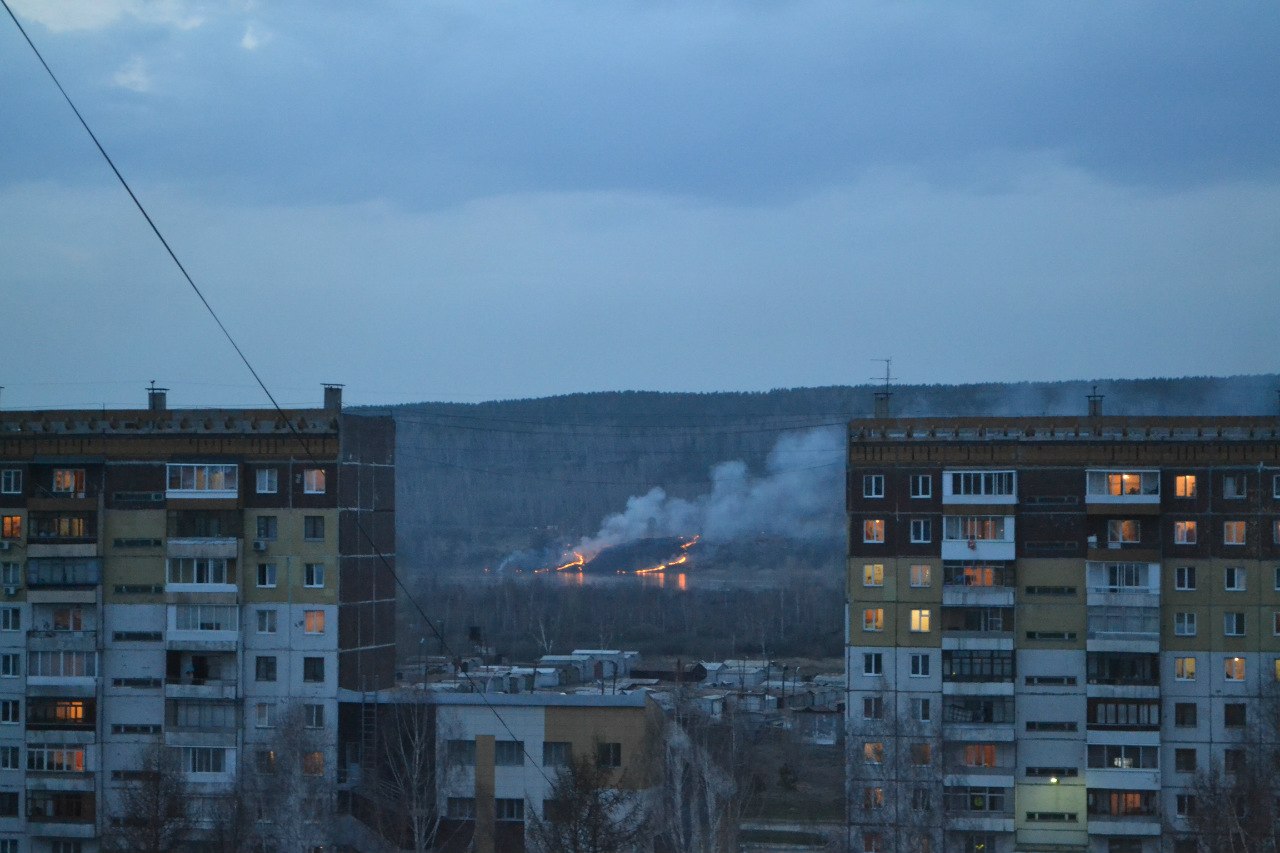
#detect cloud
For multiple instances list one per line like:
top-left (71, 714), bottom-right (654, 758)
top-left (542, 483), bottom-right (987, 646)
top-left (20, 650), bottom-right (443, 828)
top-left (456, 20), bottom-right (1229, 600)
top-left (111, 56), bottom-right (151, 92)
top-left (8, 0), bottom-right (205, 33)
top-left (240, 21), bottom-right (268, 51)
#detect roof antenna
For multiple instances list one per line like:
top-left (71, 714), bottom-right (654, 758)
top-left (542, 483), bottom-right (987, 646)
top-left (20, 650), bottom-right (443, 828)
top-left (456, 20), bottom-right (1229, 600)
top-left (871, 358), bottom-right (895, 418)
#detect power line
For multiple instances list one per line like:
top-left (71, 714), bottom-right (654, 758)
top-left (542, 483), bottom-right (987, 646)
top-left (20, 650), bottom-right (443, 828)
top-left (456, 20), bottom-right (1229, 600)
top-left (1, 0), bottom-right (558, 786)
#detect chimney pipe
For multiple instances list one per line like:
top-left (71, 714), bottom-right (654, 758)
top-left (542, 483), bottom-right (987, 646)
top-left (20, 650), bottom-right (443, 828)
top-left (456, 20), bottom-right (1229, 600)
top-left (1087, 385), bottom-right (1104, 418)
top-left (147, 382), bottom-right (168, 413)
top-left (323, 384), bottom-right (343, 412)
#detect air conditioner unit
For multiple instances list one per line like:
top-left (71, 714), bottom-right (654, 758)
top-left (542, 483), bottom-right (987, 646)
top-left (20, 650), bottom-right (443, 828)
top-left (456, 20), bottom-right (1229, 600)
top-left (1086, 535), bottom-right (1098, 548)
top-left (0, 542), bottom-right (10, 552)
top-left (3, 588), bottom-right (15, 597)
top-left (252, 539), bottom-right (268, 552)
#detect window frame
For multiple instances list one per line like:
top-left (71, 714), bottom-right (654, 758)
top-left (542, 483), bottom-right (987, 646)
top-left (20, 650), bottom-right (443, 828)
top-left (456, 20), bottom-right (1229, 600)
top-left (863, 608), bottom-right (885, 633)
top-left (1224, 612), bottom-right (1245, 637)
top-left (1175, 565), bottom-right (1196, 591)
top-left (1224, 566), bottom-right (1246, 591)
top-left (1223, 521), bottom-right (1247, 546)
top-left (863, 653), bottom-right (883, 676)
top-left (1174, 657), bottom-right (1196, 681)
top-left (302, 656), bottom-right (325, 683)
top-left (909, 653), bottom-right (930, 677)
top-left (256, 563), bottom-right (277, 589)
top-left (1224, 657), bottom-right (1245, 681)
top-left (909, 474), bottom-right (932, 498)
top-left (304, 563), bottom-right (325, 588)
top-left (303, 610), bottom-right (325, 635)
top-left (0, 470), bottom-right (20, 495)
top-left (909, 518), bottom-right (932, 544)
top-left (909, 564), bottom-right (931, 588)
top-left (1174, 474), bottom-right (1197, 498)
top-left (1173, 520), bottom-right (1197, 545)
top-left (302, 468), bottom-right (327, 495)
top-left (863, 475), bottom-right (885, 499)
top-left (863, 519), bottom-right (885, 544)
top-left (1174, 612), bottom-right (1197, 637)
top-left (910, 609), bottom-right (931, 633)
top-left (255, 468), bottom-right (278, 494)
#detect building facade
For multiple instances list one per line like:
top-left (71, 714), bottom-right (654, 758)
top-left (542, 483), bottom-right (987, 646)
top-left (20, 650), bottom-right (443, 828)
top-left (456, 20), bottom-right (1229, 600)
top-left (845, 411), bottom-right (1280, 853)
top-left (0, 385), bottom-right (395, 852)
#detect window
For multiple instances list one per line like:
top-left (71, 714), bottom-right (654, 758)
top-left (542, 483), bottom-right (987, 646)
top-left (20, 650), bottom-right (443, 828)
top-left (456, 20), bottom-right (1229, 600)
top-left (254, 702), bottom-right (276, 728)
top-left (0, 470), bottom-right (20, 494)
top-left (596, 742), bottom-right (621, 768)
top-left (1224, 566), bottom-right (1245, 591)
top-left (29, 651), bottom-right (96, 678)
top-left (1087, 744), bottom-right (1159, 770)
top-left (256, 563), bottom-right (277, 588)
top-left (303, 657), bottom-right (325, 683)
top-left (863, 475), bottom-right (884, 498)
top-left (862, 696), bottom-right (883, 720)
top-left (256, 609), bottom-right (277, 634)
top-left (446, 740), bottom-right (476, 766)
top-left (1107, 519), bottom-right (1140, 544)
top-left (446, 797), bottom-right (475, 819)
top-left (909, 564), bottom-right (931, 587)
top-left (1174, 748), bottom-right (1197, 773)
top-left (1175, 474), bottom-right (1197, 497)
top-left (0, 610), bottom-right (19, 632)
top-left (910, 474), bottom-right (932, 498)
top-left (863, 520), bottom-right (885, 543)
top-left (303, 468), bottom-right (326, 494)
top-left (304, 563), bottom-right (325, 588)
top-left (1223, 474), bottom-right (1246, 499)
top-left (0, 702), bottom-right (16, 724)
top-left (1174, 521), bottom-right (1197, 544)
top-left (0, 517), bottom-right (19, 540)
top-left (1175, 657), bottom-right (1196, 680)
top-left (0, 795), bottom-right (16, 818)
top-left (302, 751), bottom-right (324, 776)
top-left (0, 563), bottom-right (16, 587)
top-left (909, 519), bottom-right (931, 543)
top-left (1224, 703), bottom-right (1246, 727)
top-left (495, 798), bottom-right (525, 822)
top-left (26, 745), bottom-right (84, 773)
top-left (964, 745), bottom-right (996, 767)
top-left (166, 464), bottom-right (238, 497)
top-left (862, 564), bottom-right (883, 587)
top-left (303, 516), bottom-right (325, 540)
top-left (166, 557), bottom-right (230, 586)
top-left (862, 832), bottom-right (883, 853)
top-left (495, 740), bottom-right (525, 766)
top-left (1224, 521), bottom-right (1246, 546)
top-left (1224, 749), bottom-right (1245, 774)
top-left (1175, 566), bottom-right (1196, 591)
top-left (1175, 612), bottom-right (1197, 636)
top-left (949, 471), bottom-right (1015, 496)
top-left (910, 653), bottom-right (930, 676)
top-left (300, 703), bottom-right (324, 729)
top-left (51, 468), bottom-right (85, 495)
top-left (1087, 470), bottom-right (1159, 497)
top-left (910, 609), bottom-right (931, 633)
top-left (0, 655), bottom-right (18, 678)
top-left (1224, 657), bottom-right (1245, 680)
top-left (943, 516), bottom-right (1008, 541)
top-left (0, 746), bottom-right (15, 769)
top-left (1274, 612), bottom-right (1280, 636)
top-left (304, 610), bottom-right (325, 635)
top-left (863, 653), bottom-right (882, 676)
top-left (1224, 613), bottom-right (1245, 637)
top-left (863, 742), bottom-right (884, 765)
top-left (862, 787), bottom-right (885, 811)
top-left (255, 656), bottom-right (277, 682)
top-left (1176, 794), bottom-right (1196, 817)
top-left (255, 468), bottom-right (278, 494)
top-left (909, 743), bottom-right (932, 766)
top-left (863, 609), bottom-right (884, 632)
top-left (911, 697), bottom-right (931, 722)
top-left (187, 747), bottom-right (227, 774)
top-left (1275, 474), bottom-right (1280, 498)
top-left (255, 516), bottom-right (278, 540)
top-left (175, 605), bottom-right (236, 632)
top-left (543, 741), bottom-right (570, 766)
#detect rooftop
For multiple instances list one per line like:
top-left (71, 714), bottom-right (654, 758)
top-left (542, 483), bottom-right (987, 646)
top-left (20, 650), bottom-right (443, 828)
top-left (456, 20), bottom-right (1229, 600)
top-left (849, 415), bottom-right (1280, 444)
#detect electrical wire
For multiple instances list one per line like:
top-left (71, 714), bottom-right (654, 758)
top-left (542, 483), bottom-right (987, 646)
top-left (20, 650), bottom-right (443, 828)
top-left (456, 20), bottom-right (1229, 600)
top-left (0, 0), bottom-right (560, 787)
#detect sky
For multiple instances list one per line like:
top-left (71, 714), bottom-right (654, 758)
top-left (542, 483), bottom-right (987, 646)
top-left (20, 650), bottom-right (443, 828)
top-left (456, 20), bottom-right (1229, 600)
top-left (1, 1), bottom-right (1278, 410)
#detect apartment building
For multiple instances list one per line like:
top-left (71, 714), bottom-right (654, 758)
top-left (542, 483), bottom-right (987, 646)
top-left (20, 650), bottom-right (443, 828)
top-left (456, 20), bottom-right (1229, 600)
top-left (0, 385), bottom-right (395, 852)
top-left (845, 408), bottom-right (1280, 853)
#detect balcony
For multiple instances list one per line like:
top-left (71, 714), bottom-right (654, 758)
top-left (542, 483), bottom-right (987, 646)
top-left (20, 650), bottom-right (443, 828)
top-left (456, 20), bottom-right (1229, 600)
top-left (164, 679), bottom-right (238, 701)
top-left (166, 538), bottom-right (238, 559)
top-left (1085, 470), bottom-right (1160, 506)
top-left (25, 772), bottom-right (95, 793)
top-left (942, 517), bottom-right (1015, 561)
top-left (26, 559), bottom-right (100, 589)
top-left (27, 630), bottom-right (97, 652)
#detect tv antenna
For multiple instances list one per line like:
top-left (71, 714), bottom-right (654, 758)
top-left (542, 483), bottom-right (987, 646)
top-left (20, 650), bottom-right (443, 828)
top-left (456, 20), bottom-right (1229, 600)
top-left (871, 358), bottom-right (895, 418)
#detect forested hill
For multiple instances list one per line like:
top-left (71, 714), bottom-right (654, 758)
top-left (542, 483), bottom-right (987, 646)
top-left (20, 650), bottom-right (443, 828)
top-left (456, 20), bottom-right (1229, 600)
top-left (360, 375), bottom-right (1279, 578)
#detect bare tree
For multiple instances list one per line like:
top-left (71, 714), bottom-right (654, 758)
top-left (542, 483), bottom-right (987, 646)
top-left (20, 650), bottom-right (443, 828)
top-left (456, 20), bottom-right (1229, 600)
top-left (527, 749), bottom-right (652, 853)
top-left (241, 703), bottom-right (336, 852)
top-left (652, 697), bottom-right (743, 853)
top-left (103, 743), bottom-right (195, 853)
top-left (364, 700), bottom-right (440, 853)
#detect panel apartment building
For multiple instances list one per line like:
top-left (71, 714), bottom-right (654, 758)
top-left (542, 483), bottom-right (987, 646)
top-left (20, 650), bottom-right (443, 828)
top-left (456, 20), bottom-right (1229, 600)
top-left (0, 385), bottom-right (395, 853)
top-left (845, 407), bottom-right (1280, 853)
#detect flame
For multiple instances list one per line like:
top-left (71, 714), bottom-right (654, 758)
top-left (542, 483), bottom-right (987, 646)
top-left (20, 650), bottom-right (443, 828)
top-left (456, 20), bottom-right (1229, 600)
top-left (631, 537), bottom-right (697, 576)
top-left (680, 535), bottom-right (700, 550)
top-left (554, 552), bottom-right (585, 572)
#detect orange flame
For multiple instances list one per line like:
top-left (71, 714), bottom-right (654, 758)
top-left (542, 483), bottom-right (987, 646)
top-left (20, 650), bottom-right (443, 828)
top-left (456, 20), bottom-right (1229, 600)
top-left (553, 552), bottom-right (586, 572)
top-left (632, 538), bottom-right (697, 576)
top-left (680, 535), bottom-right (701, 550)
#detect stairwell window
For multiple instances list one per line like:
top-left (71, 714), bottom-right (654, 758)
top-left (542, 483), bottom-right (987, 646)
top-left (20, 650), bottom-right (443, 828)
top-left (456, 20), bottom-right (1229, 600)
top-left (863, 520), bottom-right (885, 544)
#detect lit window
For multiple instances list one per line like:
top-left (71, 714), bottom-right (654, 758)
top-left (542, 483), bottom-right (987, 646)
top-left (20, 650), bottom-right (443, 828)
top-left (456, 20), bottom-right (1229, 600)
top-left (964, 744), bottom-right (996, 767)
top-left (862, 787), bottom-right (885, 811)
top-left (863, 564), bottom-right (884, 587)
top-left (166, 464), bottom-right (238, 497)
top-left (863, 520), bottom-right (885, 544)
top-left (1175, 474), bottom-right (1197, 497)
top-left (1224, 613), bottom-right (1245, 637)
top-left (910, 474), bottom-right (931, 498)
top-left (909, 564), bottom-right (931, 588)
top-left (255, 468), bottom-right (278, 494)
top-left (303, 468), bottom-right (326, 494)
top-left (51, 469), bottom-right (86, 495)
top-left (863, 742), bottom-right (884, 765)
top-left (1224, 566), bottom-right (1246, 591)
top-left (1107, 520), bottom-right (1140, 544)
top-left (909, 519), bottom-right (932, 543)
top-left (943, 516), bottom-right (1008, 541)
top-left (1173, 521), bottom-right (1197, 545)
top-left (1174, 612), bottom-right (1196, 636)
top-left (304, 610), bottom-right (325, 635)
top-left (1224, 657), bottom-right (1245, 681)
top-left (1274, 658), bottom-right (1280, 682)
top-left (304, 563), bottom-right (325, 588)
top-left (1224, 521), bottom-right (1246, 546)
top-left (910, 609), bottom-right (931, 633)
top-left (0, 516), bottom-right (21, 540)
top-left (1175, 657), bottom-right (1196, 680)
top-left (863, 609), bottom-right (884, 632)
top-left (863, 475), bottom-right (884, 498)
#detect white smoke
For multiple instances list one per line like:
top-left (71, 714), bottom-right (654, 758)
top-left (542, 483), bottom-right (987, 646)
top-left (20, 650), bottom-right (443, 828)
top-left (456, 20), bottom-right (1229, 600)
top-left (577, 427), bottom-right (844, 554)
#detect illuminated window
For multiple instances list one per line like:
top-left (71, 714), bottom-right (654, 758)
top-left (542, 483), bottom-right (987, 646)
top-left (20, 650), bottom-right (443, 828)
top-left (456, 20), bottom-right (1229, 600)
top-left (1224, 613), bottom-right (1245, 637)
top-left (51, 469), bottom-right (86, 495)
top-left (910, 609), bottom-right (931, 633)
top-left (863, 475), bottom-right (884, 498)
top-left (863, 564), bottom-right (884, 587)
top-left (0, 470), bottom-right (20, 495)
top-left (301, 751), bottom-right (324, 776)
top-left (862, 832), bottom-right (883, 853)
top-left (304, 610), bottom-right (325, 635)
top-left (964, 744), bottom-right (996, 767)
top-left (1224, 566), bottom-right (1245, 591)
top-left (1274, 658), bottom-right (1280, 682)
top-left (910, 474), bottom-right (931, 498)
top-left (862, 787), bottom-right (885, 810)
top-left (863, 520), bottom-right (885, 544)
top-left (1087, 470), bottom-right (1158, 496)
top-left (1175, 657), bottom-right (1196, 680)
top-left (863, 742), bottom-right (884, 765)
top-left (910, 519), bottom-right (932, 543)
top-left (0, 517), bottom-right (21, 540)
top-left (1224, 657), bottom-right (1245, 681)
top-left (1107, 520), bottom-right (1140, 544)
top-left (863, 609), bottom-right (884, 632)
top-left (303, 468), bottom-right (326, 494)
top-left (1224, 521), bottom-right (1246, 546)
top-left (1175, 474), bottom-right (1197, 497)
top-left (166, 464), bottom-right (238, 497)
top-left (1173, 521), bottom-right (1197, 544)
top-left (943, 516), bottom-right (1007, 541)
top-left (1175, 612), bottom-right (1196, 636)
top-left (909, 564), bottom-right (931, 587)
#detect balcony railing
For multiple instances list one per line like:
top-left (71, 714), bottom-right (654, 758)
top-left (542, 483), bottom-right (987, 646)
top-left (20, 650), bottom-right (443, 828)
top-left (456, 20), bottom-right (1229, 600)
top-left (26, 559), bottom-right (101, 589)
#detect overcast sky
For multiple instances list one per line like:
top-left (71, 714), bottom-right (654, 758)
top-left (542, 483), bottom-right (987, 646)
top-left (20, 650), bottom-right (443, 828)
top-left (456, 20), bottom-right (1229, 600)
top-left (2, 1), bottom-right (1277, 410)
